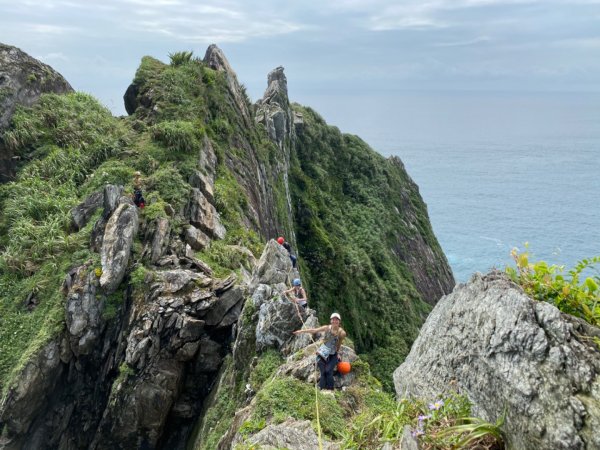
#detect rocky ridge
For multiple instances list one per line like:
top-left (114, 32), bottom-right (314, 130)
top-left (0, 43), bottom-right (454, 449)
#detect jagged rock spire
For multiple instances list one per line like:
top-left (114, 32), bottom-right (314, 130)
top-left (203, 44), bottom-right (251, 126)
top-left (262, 66), bottom-right (289, 107)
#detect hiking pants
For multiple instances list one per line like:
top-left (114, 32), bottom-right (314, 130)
top-left (318, 354), bottom-right (337, 390)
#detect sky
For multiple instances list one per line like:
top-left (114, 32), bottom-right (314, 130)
top-left (1, 0), bottom-right (600, 118)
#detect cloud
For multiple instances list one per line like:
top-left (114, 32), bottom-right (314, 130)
top-left (39, 52), bottom-right (70, 61)
top-left (555, 37), bottom-right (600, 48)
top-left (129, 15), bottom-right (303, 43)
top-left (434, 36), bottom-right (491, 47)
top-left (23, 23), bottom-right (81, 34)
top-left (105, 0), bottom-right (305, 42)
top-left (0, 0), bottom-right (306, 43)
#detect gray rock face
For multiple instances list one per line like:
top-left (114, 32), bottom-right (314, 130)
top-left (185, 188), bottom-right (226, 240)
top-left (255, 295), bottom-right (305, 351)
top-left (189, 136), bottom-right (217, 203)
top-left (102, 184), bottom-right (124, 218)
top-left (247, 419), bottom-right (337, 450)
top-left (253, 66), bottom-right (297, 245)
top-left (0, 43), bottom-right (73, 182)
top-left (65, 268), bottom-right (103, 356)
top-left (256, 67), bottom-right (292, 148)
top-left (70, 191), bottom-right (103, 231)
top-left (252, 240), bottom-right (293, 286)
top-left (148, 217), bottom-right (170, 263)
top-left (204, 286), bottom-right (244, 327)
top-left (184, 224), bottom-right (210, 251)
top-left (0, 341), bottom-right (62, 438)
top-left (388, 156), bottom-right (455, 304)
top-left (393, 271), bottom-right (600, 450)
top-left (99, 201), bottom-right (139, 293)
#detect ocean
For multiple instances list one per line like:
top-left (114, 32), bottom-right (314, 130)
top-left (295, 91), bottom-right (600, 282)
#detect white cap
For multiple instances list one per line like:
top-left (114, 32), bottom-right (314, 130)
top-left (330, 312), bottom-right (341, 320)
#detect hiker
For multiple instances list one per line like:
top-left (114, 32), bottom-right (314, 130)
top-left (293, 312), bottom-right (346, 390)
top-left (132, 171), bottom-right (145, 208)
top-left (276, 236), bottom-right (297, 268)
top-left (284, 278), bottom-right (308, 309)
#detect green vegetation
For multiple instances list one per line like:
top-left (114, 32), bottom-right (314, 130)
top-left (151, 120), bottom-right (203, 153)
top-left (110, 362), bottom-right (136, 396)
top-left (193, 357), bottom-right (246, 450)
top-left (0, 92), bottom-right (126, 395)
top-left (288, 105), bottom-right (440, 390)
top-left (248, 349), bottom-right (284, 391)
top-left (168, 50), bottom-right (194, 67)
top-left (507, 247), bottom-right (600, 327)
top-left (252, 376), bottom-right (346, 438)
top-left (235, 358), bottom-right (503, 449)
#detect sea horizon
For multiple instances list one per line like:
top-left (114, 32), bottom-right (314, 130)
top-left (295, 90), bottom-right (600, 282)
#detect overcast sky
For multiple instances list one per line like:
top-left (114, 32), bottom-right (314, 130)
top-left (1, 0), bottom-right (599, 117)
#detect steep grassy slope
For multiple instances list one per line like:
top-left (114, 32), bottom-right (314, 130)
top-left (0, 93), bottom-right (126, 393)
top-left (287, 106), bottom-right (446, 389)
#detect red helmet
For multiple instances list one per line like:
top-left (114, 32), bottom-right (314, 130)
top-left (277, 237), bottom-right (285, 245)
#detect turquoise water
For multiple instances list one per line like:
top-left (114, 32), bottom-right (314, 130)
top-left (296, 91), bottom-right (600, 282)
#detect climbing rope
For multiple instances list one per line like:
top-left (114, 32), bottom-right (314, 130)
top-left (285, 276), bottom-right (324, 450)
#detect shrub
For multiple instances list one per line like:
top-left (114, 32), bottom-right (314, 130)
top-left (252, 376), bottom-right (345, 439)
top-left (151, 120), bottom-right (202, 153)
top-left (4, 92), bottom-right (124, 157)
top-left (168, 51), bottom-right (194, 66)
top-left (507, 247), bottom-right (600, 327)
top-left (146, 165), bottom-right (188, 211)
top-left (248, 350), bottom-right (284, 391)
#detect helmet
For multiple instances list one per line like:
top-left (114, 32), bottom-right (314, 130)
top-left (293, 278), bottom-right (301, 286)
top-left (337, 361), bottom-right (351, 375)
top-left (277, 237), bottom-right (285, 245)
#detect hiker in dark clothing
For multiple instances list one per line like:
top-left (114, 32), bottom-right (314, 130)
top-left (277, 236), bottom-right (297, 268)
top-left (132, 171), bottom-right (145, 208)
top-left (293, 313), bottom-right (346, 390)
top-left (284, 278), bottom-right (308, 309)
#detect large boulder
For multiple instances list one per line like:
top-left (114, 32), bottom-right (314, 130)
top-left (184, 187), bottom-right (226, 240)
top-left (183, 224), bottom-right (210, 251)
top-left (0, 43), bottom-right (73, 182)
top-left (147, 217), bottom-right (171, 263)
top-left (246, 419), bottom-right (337, 450)
top-left (99, 200), bottom-right (139, 293)
top-left (255, 295), bottom-right (306, 351)
top-left (252, 240), bottom-right (293, 287)
top-left (393, 271), bottom-right (600, 450)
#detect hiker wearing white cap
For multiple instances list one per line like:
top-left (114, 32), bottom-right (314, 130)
top-left (292, 313), bottom-right (346, 390)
